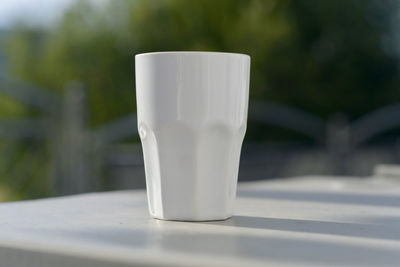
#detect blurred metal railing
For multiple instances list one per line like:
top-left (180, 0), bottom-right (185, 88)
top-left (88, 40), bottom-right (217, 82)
top-left (249, 100), bottom-right (325, 143)
top-left (1, 79), bottom-right (400, 196)
top-left (350, 103), bottom-right (400, 147)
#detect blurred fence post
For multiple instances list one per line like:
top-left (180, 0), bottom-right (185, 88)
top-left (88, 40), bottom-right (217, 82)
top-left (51, 82), bottom-right (91, 195)
top-left (326, 113), bottom-right (350, 175)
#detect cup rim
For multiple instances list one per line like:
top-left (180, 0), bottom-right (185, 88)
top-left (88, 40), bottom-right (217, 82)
top-left (135, 51), bottom-right (250, 59)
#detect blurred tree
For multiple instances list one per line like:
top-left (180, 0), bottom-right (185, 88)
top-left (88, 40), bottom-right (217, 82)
top-left (276, 0), bottom-right (400, 118)
top-left (5, 0), bottom-right (400, 124)
top-left (4, 0), bottom-right (292, 126)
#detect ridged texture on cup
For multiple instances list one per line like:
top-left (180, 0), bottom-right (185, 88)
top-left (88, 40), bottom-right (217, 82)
top-left (136, 52), bottom-right (250, 221)
top-left (139, 121), bottom-right (246, 220)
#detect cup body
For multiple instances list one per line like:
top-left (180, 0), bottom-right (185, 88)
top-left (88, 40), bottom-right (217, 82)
top-left (135, 52), bottom-right (250, 221)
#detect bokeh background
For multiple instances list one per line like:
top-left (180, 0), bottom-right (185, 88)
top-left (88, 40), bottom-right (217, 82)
top-left (1, 0), bottom-right (400, 201)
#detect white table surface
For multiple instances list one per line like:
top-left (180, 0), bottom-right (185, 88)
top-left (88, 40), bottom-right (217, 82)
top-left (0, 176), bottom-right (399, 267)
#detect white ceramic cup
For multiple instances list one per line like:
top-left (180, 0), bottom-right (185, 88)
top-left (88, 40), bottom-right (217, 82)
top-left (135, 51), bottom-right (250, 221)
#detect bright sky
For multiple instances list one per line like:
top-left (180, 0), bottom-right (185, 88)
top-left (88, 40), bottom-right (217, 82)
top-left (0, 0), bottom-right (77, 29)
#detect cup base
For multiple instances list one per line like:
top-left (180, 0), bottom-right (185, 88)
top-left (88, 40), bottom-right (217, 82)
top-left (151, 214), bottom-right (233, 222)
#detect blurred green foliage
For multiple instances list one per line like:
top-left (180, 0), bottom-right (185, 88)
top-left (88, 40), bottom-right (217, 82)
top-left (1, 0), bottom-right (400, 200)
top-left (5, 0), bottom-right (400, 125)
